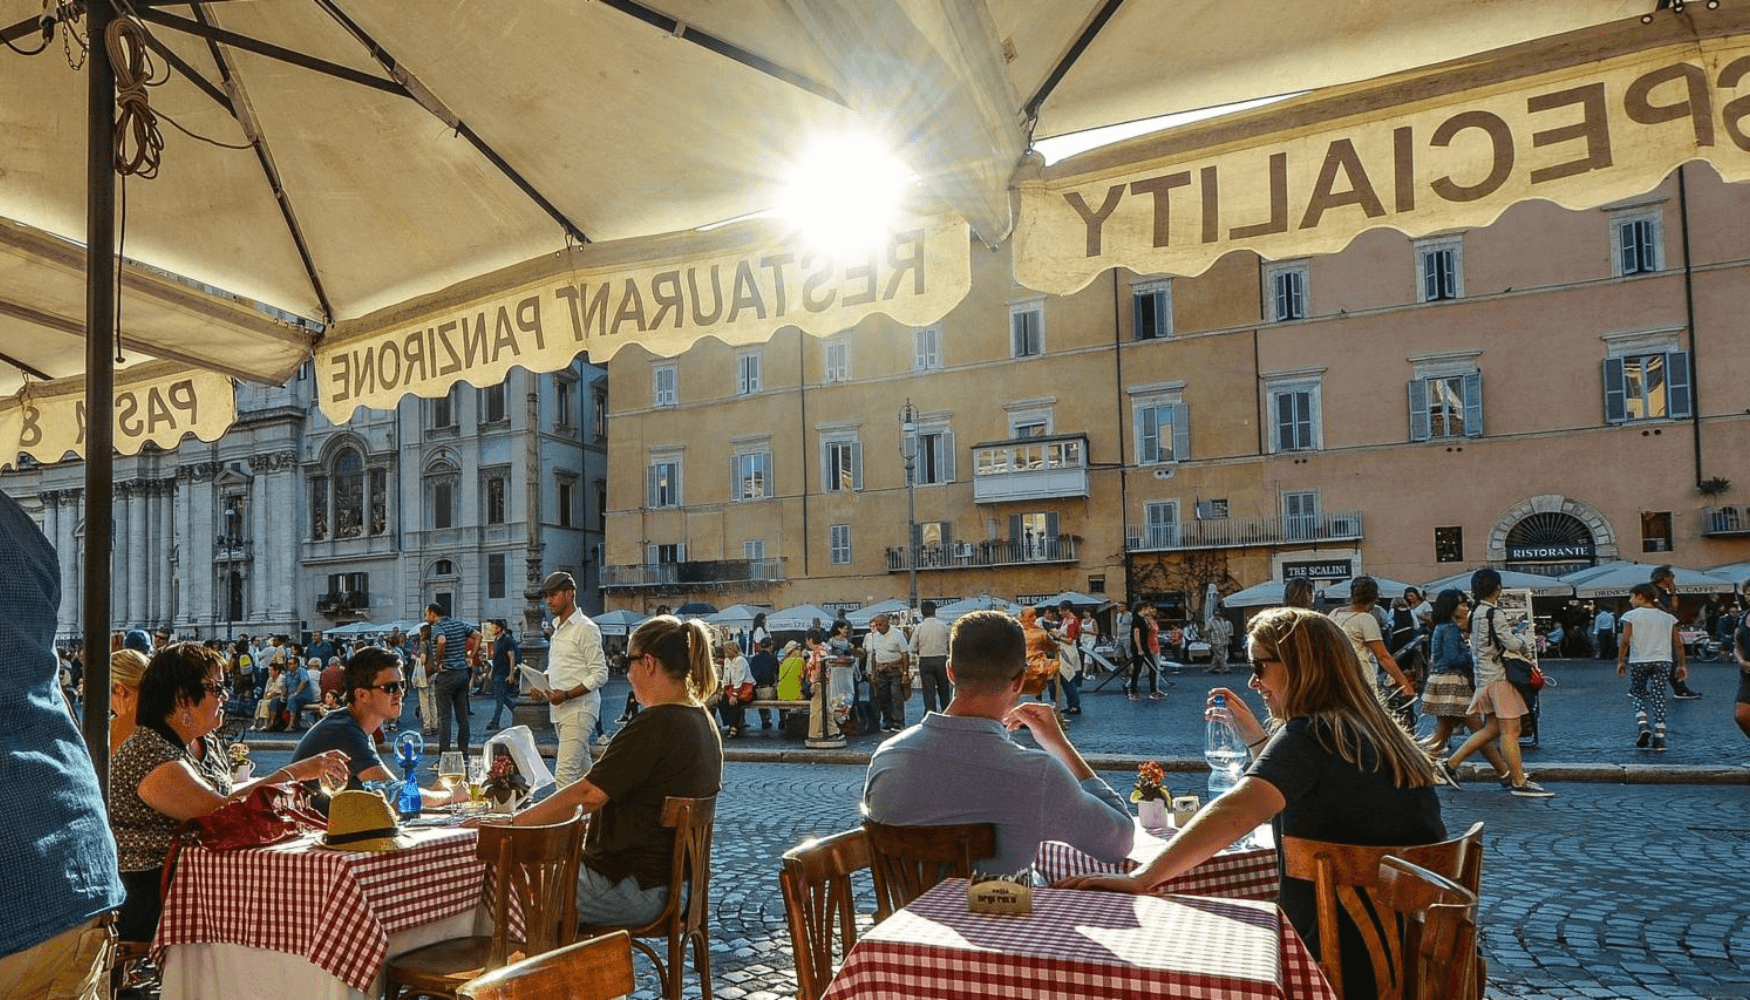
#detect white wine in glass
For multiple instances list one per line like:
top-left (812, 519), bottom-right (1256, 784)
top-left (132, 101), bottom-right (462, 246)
top-left (437, 752), bottom-right (466, 813)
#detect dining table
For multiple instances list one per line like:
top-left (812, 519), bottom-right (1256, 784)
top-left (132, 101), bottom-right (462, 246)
top-left (821, 877), bottom-right (1335, 1000)
top-left (153, 818), bottom-right (508, 1000)
top-left (1035, 817), bottom-right (1280, 900)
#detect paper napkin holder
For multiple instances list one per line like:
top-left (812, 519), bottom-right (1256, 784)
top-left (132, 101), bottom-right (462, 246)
top-left (967, 874), bottom-right (1033, 915)
top-left (1169, 794), bottom-right (1201, 828)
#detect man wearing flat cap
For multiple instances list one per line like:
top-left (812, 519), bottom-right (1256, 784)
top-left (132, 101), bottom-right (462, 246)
top-left (542, 571), bottom-right (608, 786)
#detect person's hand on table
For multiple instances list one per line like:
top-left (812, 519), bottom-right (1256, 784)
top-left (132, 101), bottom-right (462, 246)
top-left (1054, 872), bottom-right (1148, 894)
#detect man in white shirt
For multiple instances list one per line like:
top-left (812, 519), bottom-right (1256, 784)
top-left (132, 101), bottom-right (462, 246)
top-left (909, 601), bottom-right (952, 713)
top-left (866, 614), bottom-right (912, 733)
top-left (542, 571), bottom-right (608, 786)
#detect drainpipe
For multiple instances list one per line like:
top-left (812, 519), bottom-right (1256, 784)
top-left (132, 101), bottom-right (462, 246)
top-left (1112, 270), bottom-right (1133, 601)
top-left (1677, 165), bottom-right (1704, 488)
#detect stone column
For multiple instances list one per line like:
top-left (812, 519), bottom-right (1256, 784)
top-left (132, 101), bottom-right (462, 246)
top-left (160, 480), bottom-right (177, 629)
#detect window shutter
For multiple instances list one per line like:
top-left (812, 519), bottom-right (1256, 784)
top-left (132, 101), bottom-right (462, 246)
top-left (1171, 402), bottom-right (1191, 461)
top-left (1617, 219), bottom-right (1636, 274)
top-left (851, 441), bottom-right (864, 491)
top-left (1408, 378), bottom-right (1431, 441)
top-left (941, 432), bottom-right (956, 482)
top-left (1273, 272), bottom-right (1290, 321)
top-left (1666, 350), bottom-right (1692, 418)
top-left (1462, 371), bottom-right (1484, 437)
top-left (1421, 252), bottom-right (1439, 301)
top-left (1139, 407), bottom-right (1159, 463)
top-left (1133, 294), bottom-right (1147, 340)
top-left (729, 454), bottom-right (740, 500)
top-left (1008, 514), bottom-right (1022, 540)
top-left (762, 451), bottom-right (774, 497)
top-left (1011, 312), bottom-right (1025, 355)
top-left (1274, 393), bottom-right (1294, 451)
top-left (1046, 512), bottom-right (1060, 541)
top-left (1602, 357), bottom-right (1627, 424)
top-left (1439, 250), bottom-right (1456, 298)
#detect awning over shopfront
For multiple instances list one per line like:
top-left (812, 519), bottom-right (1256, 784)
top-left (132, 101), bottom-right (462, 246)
top-left (1014, 11), bottom-right (1750, 294)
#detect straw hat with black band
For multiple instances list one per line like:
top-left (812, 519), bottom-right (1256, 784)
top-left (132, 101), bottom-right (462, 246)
top-left (318, 790), bottom-right (417, 852)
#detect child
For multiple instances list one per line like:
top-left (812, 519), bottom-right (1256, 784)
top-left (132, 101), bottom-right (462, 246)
top-left (1618, 582), bottom-right (1686, 751)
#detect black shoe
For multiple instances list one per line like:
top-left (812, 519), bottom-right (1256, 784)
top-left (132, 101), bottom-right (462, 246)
top-left (1672, 691), bottom-right (1701, 700)
top-left (1065, 707), bottom-right (1082, 715)
top-left (1636, 729), bottom-right (1651, 749)
top-left (761, 721), bottom-right (774, 730)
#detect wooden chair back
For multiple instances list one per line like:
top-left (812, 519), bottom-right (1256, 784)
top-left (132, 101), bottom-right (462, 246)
top-left (1378, 857), bottom-right (1478, 1000)
top-left (478, 808), bottom-right (587, 969)
top-left (861, 820), bottom-right (996, 920)
top-left (579, 795), bottom-right (717, 1000)
top-left (458, 930), bottom-right (635, 1000)
top-left (779, 828), bottom-right (874, 1000)
top-left (1280, 820), bottom-right (1483, 1000)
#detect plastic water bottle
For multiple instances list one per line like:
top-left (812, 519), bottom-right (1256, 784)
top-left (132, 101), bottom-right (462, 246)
top-left (1204, 694), bottom-right (1246, 801)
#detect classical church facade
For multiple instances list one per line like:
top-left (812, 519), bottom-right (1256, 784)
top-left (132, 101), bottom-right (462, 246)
top-left (5, 360), bottom-right (607, 644)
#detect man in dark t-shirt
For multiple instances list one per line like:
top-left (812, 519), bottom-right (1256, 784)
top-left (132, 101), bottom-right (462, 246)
top-left (293, 648), bottom-right (462, 812)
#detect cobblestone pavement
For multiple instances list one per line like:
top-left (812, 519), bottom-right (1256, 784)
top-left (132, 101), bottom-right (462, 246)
top-left (245, 750), bottom-right (1750, 999)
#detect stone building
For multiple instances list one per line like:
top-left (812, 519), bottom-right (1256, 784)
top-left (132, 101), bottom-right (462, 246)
top-left (600, 164), bottom-right (1750, 619)
top-left (6, 360), bottom-right (608, 644)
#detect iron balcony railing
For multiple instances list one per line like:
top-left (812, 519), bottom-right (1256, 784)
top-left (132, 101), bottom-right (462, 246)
top-left (602, 558), bottom-right (786, 588)
top-left (1126, 510), bottom-right (1364, 552)
top-left (884, 534), bottom-right (1079, 572)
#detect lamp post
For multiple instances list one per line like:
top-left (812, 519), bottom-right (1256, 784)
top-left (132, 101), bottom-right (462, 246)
top-left (900, 400), bottom-right (919, 612)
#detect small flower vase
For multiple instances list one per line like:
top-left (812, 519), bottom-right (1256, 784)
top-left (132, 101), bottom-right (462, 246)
top-left (231, 762), bottom-right (253, 783)
top-left (1137, 797), bottom-right (1169, 831)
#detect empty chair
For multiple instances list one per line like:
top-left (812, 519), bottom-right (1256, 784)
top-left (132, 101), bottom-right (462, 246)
top-left (1280, 821), bottom-right (1484, 1000)
top-left (1378, 857), bottom-right (1479, 1000)
top-left (861, 820), bottom-right (995, 920)
top-left (779, 828), bottom-right (875, 1000)
top-left (457, 930), bottom-right (635, 1000)
top-left (385, 808), bottom-right (585, 1000)
top-left (579, 795), bottom-right (716, 1000)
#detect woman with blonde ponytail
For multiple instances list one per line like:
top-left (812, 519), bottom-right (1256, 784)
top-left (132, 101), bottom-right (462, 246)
top-left (507, 615), bottom-right (723, 925)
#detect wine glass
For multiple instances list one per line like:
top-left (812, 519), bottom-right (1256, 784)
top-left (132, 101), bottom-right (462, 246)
top-left (437, 751), bottom-right (466, 814)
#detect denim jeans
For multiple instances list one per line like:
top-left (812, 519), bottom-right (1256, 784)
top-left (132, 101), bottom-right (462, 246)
top-left (575, 865), bottom-right (669, 926)
top-left (917, 656), bottom-right (952, 713)
top-left (431, 668), bottom-right (471, 753)
top-left (487, 673), bottom-right (516, 728)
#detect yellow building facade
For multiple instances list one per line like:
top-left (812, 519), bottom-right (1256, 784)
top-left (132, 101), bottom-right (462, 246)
top-left (602, 165), bottom-right (1750, 619)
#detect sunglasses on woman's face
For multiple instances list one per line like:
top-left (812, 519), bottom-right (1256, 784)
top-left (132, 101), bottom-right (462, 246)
top-left (1248, 658), bottom-right (1278, 680)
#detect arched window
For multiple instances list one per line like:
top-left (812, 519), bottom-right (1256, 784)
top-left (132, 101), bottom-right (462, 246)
top-left (335, 447), bottom-right (365, 539)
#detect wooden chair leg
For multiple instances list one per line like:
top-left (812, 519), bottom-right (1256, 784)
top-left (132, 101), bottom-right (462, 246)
top-left (693, 930), bottom-right (713, 1000)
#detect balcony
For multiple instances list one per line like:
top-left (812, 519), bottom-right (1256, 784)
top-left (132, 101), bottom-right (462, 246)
top-left (885, 534), bottom-right (1080, 572)
top-left (602, 558), bottom-right (786, 589)
top-left (970, 434), bottom-right (1089, 504)
top-left (317, 591), bottom-right (372, 619)
top-left (1702, 505), bottom-right (1750, 537)
top-left (1127, 510), bottom-right (1365, 552)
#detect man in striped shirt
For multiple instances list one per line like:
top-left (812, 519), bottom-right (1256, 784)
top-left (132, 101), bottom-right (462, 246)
top-left (424, 602), bottom-right (480, 755)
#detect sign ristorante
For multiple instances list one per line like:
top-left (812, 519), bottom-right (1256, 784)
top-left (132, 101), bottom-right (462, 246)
top-left (315, 213), bottom-right (971, 422)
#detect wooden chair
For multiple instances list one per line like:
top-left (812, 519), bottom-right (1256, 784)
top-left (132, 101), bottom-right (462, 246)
top-left (385, 808), bottom-right (586, 1000)
top-left (1280, 821), bottom-right (1484, 1000)
top-left (1378, 857), bottom-right (1479, 1000)
top-left (779, 829), bottom-right (874, 1000)
top-left (861, 820), bottom-right (995, 920)
top-left (457, 930), bottom-right (635, 1000)
top-left (579, 795), bottom-right (717, 1000)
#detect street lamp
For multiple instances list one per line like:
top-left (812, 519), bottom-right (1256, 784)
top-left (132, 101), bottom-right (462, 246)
top-left (900, 400), bottom-right (919, 612)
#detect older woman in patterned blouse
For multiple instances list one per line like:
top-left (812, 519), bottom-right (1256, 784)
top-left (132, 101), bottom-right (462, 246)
top-left (106, 642), bottom-right (348, 942)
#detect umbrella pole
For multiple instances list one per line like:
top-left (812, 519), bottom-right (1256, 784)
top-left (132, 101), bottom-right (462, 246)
top-left (81, 0), bottom-right (118, 795)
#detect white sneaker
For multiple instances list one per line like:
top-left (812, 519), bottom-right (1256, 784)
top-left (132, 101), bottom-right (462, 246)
top-left (596, 733), bottom-right (613, 747)
top-left (1510, 780), bottom-right (1554, 798)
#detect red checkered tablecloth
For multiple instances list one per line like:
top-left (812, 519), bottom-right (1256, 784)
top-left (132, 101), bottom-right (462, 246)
top-left (1036, 821), bottom-right (1279, 901)
top-left (154, 827), bottom-right (490, 994)
top-left (822, 879), bottom-right (1335, 1000)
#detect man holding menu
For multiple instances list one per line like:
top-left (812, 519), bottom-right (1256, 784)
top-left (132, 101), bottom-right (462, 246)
top-left (542, 571), bottom-right (608, 787)
top-left (862, 610), bottom-right (1134, 877)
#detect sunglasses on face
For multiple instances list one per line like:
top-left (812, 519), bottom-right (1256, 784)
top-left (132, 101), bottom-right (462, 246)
top-left (202, 681), bottom-right (230, 696)
top-left (369, 681), bottom-right (406, 695)
top-left (1248, 658), bottom-right (1276, 680)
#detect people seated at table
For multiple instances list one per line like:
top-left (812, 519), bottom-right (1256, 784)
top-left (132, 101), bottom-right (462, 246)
top-left (109, 647), bottom-right (148, 754)
top-left (1059, 606), bottom-right (1445, 1000)
top-left (107, 642), bottom-right (350, 942)
top-left (863, 610), bottom-right (1134, 877)
top-left (0, 488), bottom-right (125, 999)
top-left (502, 614), bottom-right (724, 926)
top-left (292, 648), bottom-right (464, 812)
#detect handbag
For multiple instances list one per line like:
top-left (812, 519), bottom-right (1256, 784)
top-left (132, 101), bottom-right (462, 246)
top-left (1487, 608), bottom-right (1545, 690)
top-left (163, 781), bottom-right (326, 897)
top-left (753, 684), bottom-right (777, 701)
top-left (723, 681), bottom-right (755, 704)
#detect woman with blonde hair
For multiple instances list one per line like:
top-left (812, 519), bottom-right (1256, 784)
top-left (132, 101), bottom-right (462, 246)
top-left (504, 615), bottom-right (723, 925)
top-left (108, 648), bottom-right (149, 753)
top-left (1060, 607), bottom-right (1445, 999)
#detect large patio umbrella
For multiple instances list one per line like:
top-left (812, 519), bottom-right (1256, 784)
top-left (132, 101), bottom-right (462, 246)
top-left (935, 595), bottom-right (1024, 623)
top-left (1561, 562), bottom-right (1738, 599)
top-left (590, 609), bottom-right (648, 638)
top-left (7, 0), bottom-right (1739, 786)
top-left (1321, 576), bottom-right (1417, 604)
top-left (1707, 562), bottom-right (1750, 590)
top-left (705, 604), bottom-right (767, 632)
top-left (1223, 581), bottom-right (1289, 610)
top-left (845, 599), bottom-right (910, 628)
top-left (1422, 570), bottom-right (1575, 599)
top-left (766, 603), bottom-right (837, 633)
